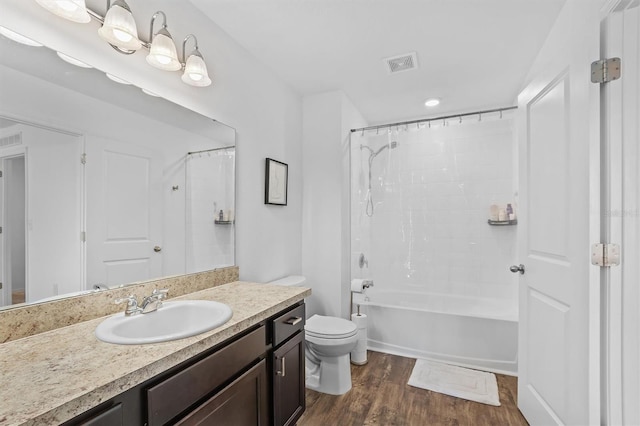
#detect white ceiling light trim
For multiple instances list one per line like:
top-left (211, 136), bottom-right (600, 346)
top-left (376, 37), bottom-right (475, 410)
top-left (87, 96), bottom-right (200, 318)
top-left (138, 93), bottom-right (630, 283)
top-left (424, 98), bottom-right (440, 107)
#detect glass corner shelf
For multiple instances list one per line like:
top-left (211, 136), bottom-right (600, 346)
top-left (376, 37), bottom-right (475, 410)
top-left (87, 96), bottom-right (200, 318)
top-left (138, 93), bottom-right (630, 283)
top-left (487, 219), bottom-right (518, 226)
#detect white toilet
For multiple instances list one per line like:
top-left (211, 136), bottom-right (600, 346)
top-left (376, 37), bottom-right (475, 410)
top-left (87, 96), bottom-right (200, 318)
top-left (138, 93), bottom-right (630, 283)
top-left (269, 276), bottom-right (359, 395)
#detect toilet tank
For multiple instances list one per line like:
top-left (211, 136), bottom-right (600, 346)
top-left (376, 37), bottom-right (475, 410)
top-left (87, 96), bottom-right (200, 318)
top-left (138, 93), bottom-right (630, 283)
top-left (269, 275), bottom-right (306, 287)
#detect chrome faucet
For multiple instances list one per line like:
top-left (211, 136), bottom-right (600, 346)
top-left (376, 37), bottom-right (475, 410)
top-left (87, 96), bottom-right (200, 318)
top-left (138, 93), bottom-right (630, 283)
top-left (140, 289), bottom-right (169, 313)
top-left (114, 289), bottom-right (169, 316)
top-left (115, 295), bottom-right (142, 316)
top-left (362, 280), bottom-right (374, 289)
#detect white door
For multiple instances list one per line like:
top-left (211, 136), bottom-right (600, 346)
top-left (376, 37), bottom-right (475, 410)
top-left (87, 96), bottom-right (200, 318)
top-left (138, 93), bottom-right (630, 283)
top-left (516, 1), bottom-right (603, 424)
top-left (86, 138), bottom-right (163, 288)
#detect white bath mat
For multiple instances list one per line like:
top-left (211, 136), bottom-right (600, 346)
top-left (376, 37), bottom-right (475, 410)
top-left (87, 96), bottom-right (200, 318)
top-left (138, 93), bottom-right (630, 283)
top-left (407, 359), bottom-right (501, 406)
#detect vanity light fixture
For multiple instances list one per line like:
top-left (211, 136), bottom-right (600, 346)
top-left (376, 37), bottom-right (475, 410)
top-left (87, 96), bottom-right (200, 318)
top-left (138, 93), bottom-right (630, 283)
top-left (146, 11), bottom-right (181, 71)
top-left (97, 0), bottom-right (142, 52)
top-left (181, 34), bottom-right (212, 87)
top-left (35, 0), bottom-right (90, 23)
top-left (33, 0), bottom-right (213, 88)
top-left (0, 26), bottom-right (43, 47)
top-left (56, 51), bottom-right (93, 68)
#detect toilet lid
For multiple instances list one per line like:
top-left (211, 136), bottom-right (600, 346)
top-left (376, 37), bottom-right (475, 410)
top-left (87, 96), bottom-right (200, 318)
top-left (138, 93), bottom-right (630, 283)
top-left (305, 315), bottom-right (357, 339)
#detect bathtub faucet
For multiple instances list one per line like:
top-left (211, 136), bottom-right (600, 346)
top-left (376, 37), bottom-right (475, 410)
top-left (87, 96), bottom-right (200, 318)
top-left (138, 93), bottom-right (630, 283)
top-left (362, 280), bottom-right (374, 289)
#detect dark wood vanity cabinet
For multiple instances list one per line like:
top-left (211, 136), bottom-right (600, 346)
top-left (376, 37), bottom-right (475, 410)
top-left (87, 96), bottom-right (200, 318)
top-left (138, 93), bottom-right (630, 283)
top-left (271, 303), bottom-right (306, 426)
top-left (64, 301), bottom-right (306, 426)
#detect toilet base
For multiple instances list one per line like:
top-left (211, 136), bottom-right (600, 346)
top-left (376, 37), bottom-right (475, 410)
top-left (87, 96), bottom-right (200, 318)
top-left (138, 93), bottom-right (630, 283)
top-left (305, 353), bottom-right (352, 395)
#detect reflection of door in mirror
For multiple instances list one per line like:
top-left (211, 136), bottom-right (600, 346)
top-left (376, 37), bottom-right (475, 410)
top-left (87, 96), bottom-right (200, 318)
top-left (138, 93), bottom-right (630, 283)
top-left (0, 120), bottom-right (83, 307)
top-left (86, 138), bottom-right (162, 288)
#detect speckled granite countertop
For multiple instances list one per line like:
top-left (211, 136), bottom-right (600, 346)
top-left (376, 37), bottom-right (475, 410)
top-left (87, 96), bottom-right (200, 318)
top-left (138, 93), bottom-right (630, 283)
top-left (0, 281), bottom-right (310, 426)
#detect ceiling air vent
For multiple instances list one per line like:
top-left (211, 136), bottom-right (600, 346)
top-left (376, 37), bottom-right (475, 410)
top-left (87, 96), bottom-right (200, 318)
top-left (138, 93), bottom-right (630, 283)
top-left (384, 52), bottom-right (418, 74)
top-left (0, 132), bottom-right (22, 148)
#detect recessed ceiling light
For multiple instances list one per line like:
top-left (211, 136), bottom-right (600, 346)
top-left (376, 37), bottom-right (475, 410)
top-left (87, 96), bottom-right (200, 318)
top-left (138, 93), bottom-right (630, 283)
top-left (0, 26), bottom-right (43, 47)
top-left (105, 73), bottom-right (131, 85)
top-left (424, 98), bottom-right (440, 107)
top-left (57, 52), bottom-right (92, 68)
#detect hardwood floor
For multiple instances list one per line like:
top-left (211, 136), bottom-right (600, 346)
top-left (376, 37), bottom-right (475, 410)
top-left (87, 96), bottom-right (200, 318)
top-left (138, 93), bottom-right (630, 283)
top-left (298, 351), bottom-right (529, 426)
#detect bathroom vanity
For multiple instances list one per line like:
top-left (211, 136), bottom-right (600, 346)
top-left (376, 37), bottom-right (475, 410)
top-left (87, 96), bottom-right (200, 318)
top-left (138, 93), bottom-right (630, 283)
top-left (0, 282), bottom-right (309, 426)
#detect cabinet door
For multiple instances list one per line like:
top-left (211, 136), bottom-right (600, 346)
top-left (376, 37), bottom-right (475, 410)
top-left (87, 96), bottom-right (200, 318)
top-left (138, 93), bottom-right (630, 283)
top-left (176, 359), bottom-right (269, 426)
top-left (273, 331), bottom-right (305, 426)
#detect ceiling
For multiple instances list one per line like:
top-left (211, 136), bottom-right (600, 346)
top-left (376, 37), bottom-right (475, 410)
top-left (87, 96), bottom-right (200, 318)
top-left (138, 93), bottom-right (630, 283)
top-left (189, 0), bottom-right (566, 126)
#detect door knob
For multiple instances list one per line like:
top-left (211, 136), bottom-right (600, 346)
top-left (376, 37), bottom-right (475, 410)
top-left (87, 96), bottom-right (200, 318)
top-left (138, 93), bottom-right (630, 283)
top-left (153, 246), bottom-right (162, 253)
top-left (510, 264), bottom-right (525, 274)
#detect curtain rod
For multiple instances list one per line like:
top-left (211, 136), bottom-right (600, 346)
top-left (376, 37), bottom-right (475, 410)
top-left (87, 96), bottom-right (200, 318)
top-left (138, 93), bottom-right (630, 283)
top-left (187, 145), bottom-right (235, 155)
top-left (350, 106), bottom-right (518, 133)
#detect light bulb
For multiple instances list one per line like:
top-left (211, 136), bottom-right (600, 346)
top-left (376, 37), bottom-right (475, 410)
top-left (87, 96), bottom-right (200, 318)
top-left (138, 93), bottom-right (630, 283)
top-left (113, 29), bottom-right (133, 43)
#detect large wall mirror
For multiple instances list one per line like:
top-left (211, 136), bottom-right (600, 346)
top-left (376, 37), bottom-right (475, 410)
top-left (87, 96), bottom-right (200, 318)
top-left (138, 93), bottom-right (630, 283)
top-left (0, 30), bottom-right (236, 309)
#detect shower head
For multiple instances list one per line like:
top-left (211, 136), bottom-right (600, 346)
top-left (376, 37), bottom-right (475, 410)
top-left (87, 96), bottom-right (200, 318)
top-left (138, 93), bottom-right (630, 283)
top-left (373, 141), bottom-right (399, 157)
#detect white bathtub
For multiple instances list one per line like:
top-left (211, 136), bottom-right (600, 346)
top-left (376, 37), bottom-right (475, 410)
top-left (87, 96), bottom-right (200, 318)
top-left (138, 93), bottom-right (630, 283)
top-left (357, 289), bottom-right (519, 375)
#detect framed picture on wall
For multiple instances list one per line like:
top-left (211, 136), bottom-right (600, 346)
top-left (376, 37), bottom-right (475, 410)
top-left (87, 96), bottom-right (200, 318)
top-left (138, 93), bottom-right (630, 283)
top-left (265, 158), bottom-right (288, 206)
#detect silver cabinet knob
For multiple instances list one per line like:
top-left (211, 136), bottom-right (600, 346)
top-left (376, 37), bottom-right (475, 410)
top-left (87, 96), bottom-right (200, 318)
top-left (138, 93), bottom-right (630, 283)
top-left (153, 246), bottom-right (162, 253)
top-left (510, 264), bottom-right (525, 274)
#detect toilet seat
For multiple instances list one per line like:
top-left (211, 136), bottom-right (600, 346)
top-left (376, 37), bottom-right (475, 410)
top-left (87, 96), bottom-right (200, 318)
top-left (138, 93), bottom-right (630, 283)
top-left (305, 315), bottom-right (357, 339)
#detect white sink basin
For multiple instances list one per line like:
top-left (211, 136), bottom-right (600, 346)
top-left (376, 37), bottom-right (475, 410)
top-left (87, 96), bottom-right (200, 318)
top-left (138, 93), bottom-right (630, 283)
top-left (95, 300), bottom-right (233, 345)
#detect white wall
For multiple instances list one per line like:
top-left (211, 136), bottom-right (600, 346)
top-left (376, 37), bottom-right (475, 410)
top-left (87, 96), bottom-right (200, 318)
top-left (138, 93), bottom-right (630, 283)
top-left (302, 91), bottom-right (366, 318)
top-left (0, 0), bottom-right (303, 283)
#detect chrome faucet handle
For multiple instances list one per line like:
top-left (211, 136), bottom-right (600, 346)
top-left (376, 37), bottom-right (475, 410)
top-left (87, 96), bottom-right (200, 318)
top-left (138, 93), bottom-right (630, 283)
top-left (152, 288), bottom-right (169, 300)
top-left (115, 295), bottom-right (141, 316)
top-left (141, 289), bottom-right (169, 313)
top-left (362, 280), bottom-right (374, 288)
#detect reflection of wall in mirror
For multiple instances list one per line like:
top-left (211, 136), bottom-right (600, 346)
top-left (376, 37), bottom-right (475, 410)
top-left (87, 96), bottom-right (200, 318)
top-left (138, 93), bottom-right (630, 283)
top-left (0, 121), bottom-right (83, 305)
top-left (0, 63), bottom-right (234, 305)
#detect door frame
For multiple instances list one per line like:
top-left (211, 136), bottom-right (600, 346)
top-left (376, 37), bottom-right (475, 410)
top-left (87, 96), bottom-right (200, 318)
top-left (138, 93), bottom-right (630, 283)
top-left (600, 0), bottom-right (640, 424)
top-left (0, 147), bottom-right (27, 307)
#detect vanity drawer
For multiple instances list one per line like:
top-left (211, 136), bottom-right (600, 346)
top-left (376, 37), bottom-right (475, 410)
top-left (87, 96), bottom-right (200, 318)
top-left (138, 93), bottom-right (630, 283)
top-left (272, 303), bottom-right (305, 347)
top-left (146, 325), bottom-right (268, 426)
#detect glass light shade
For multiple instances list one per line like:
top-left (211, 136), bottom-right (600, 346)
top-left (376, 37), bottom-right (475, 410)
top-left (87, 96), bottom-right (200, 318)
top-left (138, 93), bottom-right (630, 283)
top-left (97, 0), bottom-right (142, 51)
top-left (181, 53), bottom-right (211, 87)
top-left (0, 26), bottom-right (43, 47)
top-left (146, 29), bottom-right (181, 71)
top-left (57, 51), bottom-right (92, 68)
top-left (35, 0), bottom-right (91, 23)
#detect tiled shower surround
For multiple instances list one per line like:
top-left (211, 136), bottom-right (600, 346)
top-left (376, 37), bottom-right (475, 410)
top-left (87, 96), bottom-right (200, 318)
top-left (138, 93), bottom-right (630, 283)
top-left (186, 149), bottom-right (236, 271)
top-left (351, 115), bottom-right (517, 302)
